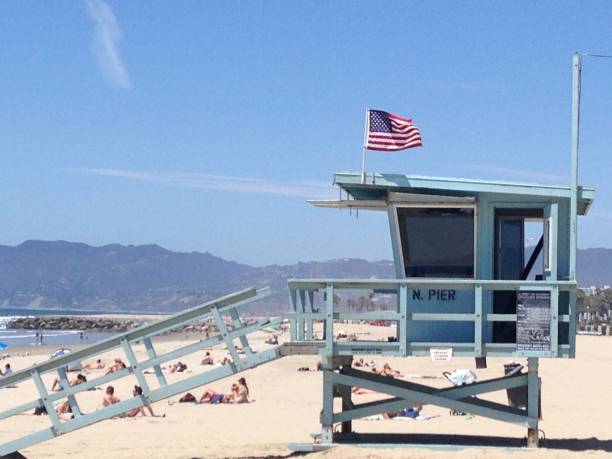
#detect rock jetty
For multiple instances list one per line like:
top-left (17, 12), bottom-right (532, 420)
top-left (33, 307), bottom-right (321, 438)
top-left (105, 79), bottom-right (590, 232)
top-left (7, 316), bottom-right (140, 332)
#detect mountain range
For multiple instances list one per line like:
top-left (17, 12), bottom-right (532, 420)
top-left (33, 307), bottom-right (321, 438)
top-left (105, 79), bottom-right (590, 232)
top-left (0, 240), bottom-right (610, 314)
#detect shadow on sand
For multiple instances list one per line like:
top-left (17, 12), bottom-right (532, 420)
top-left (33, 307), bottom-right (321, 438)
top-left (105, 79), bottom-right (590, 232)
top-left (331, 433), bottom-right (612, 452)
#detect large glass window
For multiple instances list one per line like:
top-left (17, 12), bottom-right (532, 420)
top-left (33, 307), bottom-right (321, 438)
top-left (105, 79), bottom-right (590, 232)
top-left (397, 207), bottom-right (475, 278)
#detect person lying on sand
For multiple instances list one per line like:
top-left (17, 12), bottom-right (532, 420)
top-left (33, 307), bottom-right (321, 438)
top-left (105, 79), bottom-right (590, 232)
top-left (298, 362), bottom-right (321, 372)
top-left (352, 387), bottom-right (377, 395)
top-left (103, 385), bottom-right (121, 407)
top-left (164, 361), bottom-right (188, 373)
top-left (370, 362), bottom-right (402, 378)
top-left (105, 358), bottom-right (127, 375)
top-left (50, 373), bottom-right (87, 392)
top-left (365, 405), bottom-right (426, 421)
top-left (83, 359), bottom-right (105, 370)
top-left (198, 388), bottom-right (231, 404)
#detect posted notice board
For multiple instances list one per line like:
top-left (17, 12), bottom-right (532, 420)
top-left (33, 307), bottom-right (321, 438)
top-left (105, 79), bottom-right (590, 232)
top-left (516, 291), bottom-right (551, 351)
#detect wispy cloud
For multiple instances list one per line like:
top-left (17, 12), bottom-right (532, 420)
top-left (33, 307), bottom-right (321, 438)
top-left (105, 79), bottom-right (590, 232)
top-left (71, 168), bottom-right (336, 198)
top-left (86, 0), bottom-right (132, 89)
top-left (460, 164), bottom-right (565, 184)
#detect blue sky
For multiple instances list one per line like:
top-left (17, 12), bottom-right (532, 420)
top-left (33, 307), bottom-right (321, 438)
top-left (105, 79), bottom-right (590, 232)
top-left (1, 1), bottom-right (611, 265)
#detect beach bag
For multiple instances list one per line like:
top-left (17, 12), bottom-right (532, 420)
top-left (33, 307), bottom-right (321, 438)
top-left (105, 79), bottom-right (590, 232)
top-left (179, 392), bottom-right (196, 403)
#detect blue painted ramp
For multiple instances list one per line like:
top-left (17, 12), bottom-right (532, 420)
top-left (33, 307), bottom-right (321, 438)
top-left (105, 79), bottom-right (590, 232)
top-left (0, 287), bottom-right (282, 457)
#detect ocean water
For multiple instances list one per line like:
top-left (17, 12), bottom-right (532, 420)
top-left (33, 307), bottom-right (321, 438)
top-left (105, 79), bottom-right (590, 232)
top-left (0, 307), bottom-right (122, 348)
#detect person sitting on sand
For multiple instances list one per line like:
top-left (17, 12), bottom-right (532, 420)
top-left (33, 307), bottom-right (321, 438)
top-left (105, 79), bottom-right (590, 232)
top-left (265, 334), bottom-right (278, 345)
top-left (83, 359), bottom-right (105, 370)
top-left (235, 377), bottom-right (249, 403)
top-left (126, 385), bottom-right (161, 417)
top-left (103, 385), bottom-right (121, 407)
top-left (54, 375), bottom-right (88, 419)
top-left (380, 362), bottom-right (401, 377)
top-left (200, 352), bottom-right (214, 366)
top-left (55, 400), bottom-right (74, 419)
top-left (2, 363), bottom-right (13, 377)
top-left (105, 358), bottom-right (127, 375)
top-left (51, 373), bottom-right (86, 392)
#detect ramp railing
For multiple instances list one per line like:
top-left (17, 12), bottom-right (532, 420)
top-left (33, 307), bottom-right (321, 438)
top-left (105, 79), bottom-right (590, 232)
top-left (0, 287), bottom-right (280, 456)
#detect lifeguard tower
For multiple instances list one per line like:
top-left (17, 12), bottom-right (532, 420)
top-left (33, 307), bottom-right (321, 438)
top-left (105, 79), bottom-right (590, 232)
top-left (286, 170), bottom-right (594, 449)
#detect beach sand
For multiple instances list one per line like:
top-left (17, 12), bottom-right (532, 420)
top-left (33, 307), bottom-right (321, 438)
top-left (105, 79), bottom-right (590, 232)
top-left (0, 328), bottom-right (610, 459)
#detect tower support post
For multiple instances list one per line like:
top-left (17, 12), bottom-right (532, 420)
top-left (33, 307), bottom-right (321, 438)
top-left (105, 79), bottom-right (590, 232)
top-left (526, 357), bottom-right (540, 447)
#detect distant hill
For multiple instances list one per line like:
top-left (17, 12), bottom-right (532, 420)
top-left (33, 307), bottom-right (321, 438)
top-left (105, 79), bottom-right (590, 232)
top-left (576, 248), bottom-right (612, 287)
top-left (0, 240), bottom-right (609, 313)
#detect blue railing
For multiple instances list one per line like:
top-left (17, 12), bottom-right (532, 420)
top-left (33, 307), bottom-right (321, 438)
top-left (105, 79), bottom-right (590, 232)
top-left (287, 279), bottom-right (577, 358)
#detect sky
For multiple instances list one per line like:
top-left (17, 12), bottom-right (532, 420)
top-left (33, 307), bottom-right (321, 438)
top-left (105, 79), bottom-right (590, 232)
top-left (1, 1), bottom-right (612, 266)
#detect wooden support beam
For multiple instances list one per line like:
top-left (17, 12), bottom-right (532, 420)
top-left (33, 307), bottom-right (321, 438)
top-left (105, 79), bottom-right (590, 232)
top-left (330, 369), bottom-right (536, 427)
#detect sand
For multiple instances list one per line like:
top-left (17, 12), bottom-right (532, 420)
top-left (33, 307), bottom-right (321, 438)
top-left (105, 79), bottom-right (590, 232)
top-left (0, 328), bottom-right (610, 459)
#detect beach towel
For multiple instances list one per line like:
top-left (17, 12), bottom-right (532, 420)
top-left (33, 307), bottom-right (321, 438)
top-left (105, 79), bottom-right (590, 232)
top-left (445, 369), bottom-right (477, 386)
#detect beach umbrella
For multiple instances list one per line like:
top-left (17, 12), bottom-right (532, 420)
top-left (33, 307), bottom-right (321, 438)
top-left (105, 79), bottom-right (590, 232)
top-left (0, 342), bottom-right (7, 351)
top-left (51, 347), bottom-right (72, 359)
top-left (50, 347), bottom-right (82, 371)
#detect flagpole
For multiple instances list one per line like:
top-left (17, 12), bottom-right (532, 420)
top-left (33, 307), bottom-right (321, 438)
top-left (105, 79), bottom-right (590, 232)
top-left (361, 108), bottom-right (369, 184)
top-left (569, 53), bottom-right (581, 281)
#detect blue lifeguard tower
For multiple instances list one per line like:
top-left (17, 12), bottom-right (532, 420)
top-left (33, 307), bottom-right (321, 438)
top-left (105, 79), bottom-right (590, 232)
top-left (285, 169), bottom-right (593, 448)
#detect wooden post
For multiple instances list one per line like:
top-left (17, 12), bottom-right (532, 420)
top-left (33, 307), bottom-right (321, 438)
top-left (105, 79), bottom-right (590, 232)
top-left (527, 357), bottom-right (540, 447)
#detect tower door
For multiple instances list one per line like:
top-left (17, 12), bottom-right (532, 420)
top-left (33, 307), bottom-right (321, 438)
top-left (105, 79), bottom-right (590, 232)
top-left (493, 209), bottom-right (545, 343)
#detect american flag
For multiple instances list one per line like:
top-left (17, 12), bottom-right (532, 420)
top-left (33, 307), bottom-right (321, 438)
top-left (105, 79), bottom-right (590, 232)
top-left (365, 109), bottom-right (422, 151)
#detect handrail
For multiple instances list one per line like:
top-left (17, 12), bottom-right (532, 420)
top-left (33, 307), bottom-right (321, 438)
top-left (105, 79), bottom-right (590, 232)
top-left (0, 287), bottom-right (270, 389)
top-left (288, 278), bottom-right (576, 289)
top-left (0, 286), bottom-right (279, 456)
top-left (287, 278), bottom-right (574, 359)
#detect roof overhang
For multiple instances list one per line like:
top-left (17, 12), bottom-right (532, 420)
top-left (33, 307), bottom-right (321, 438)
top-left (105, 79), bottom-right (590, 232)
top-left (327, 172), bottom-right (594, 216)
top-left (308, 192), bottom-right (475, 211)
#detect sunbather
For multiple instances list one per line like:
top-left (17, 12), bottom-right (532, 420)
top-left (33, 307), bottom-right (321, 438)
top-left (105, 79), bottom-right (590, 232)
top-left (198, 388), bottom-right (229, 404)
top-left (200, 352), bottom-right (214, 365)
top-left (166, 361), bottom-right (188, 373)
top-left (126, 385), bottom-right (160, 417)
top-left (103, 385), bottom-right (121, 407)
top-left (2, 363), bottom-right (13, 376)
top-left (83, 359), bottom-right (105, 370)
top-left (105, 358), bottom-right (127, 375)
top-left (235, 377), bottom-right (249, 403)
top-left (50, 373), bottom-right (87, 392)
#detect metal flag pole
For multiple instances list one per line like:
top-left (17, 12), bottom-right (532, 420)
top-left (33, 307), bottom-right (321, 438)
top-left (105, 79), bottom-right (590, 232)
top-left (569, 52), bottom-right (611, 280)
top-left (569, 52), bottom-right (581, 281)
top-left (361, 108), bottom-right (369, 184)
